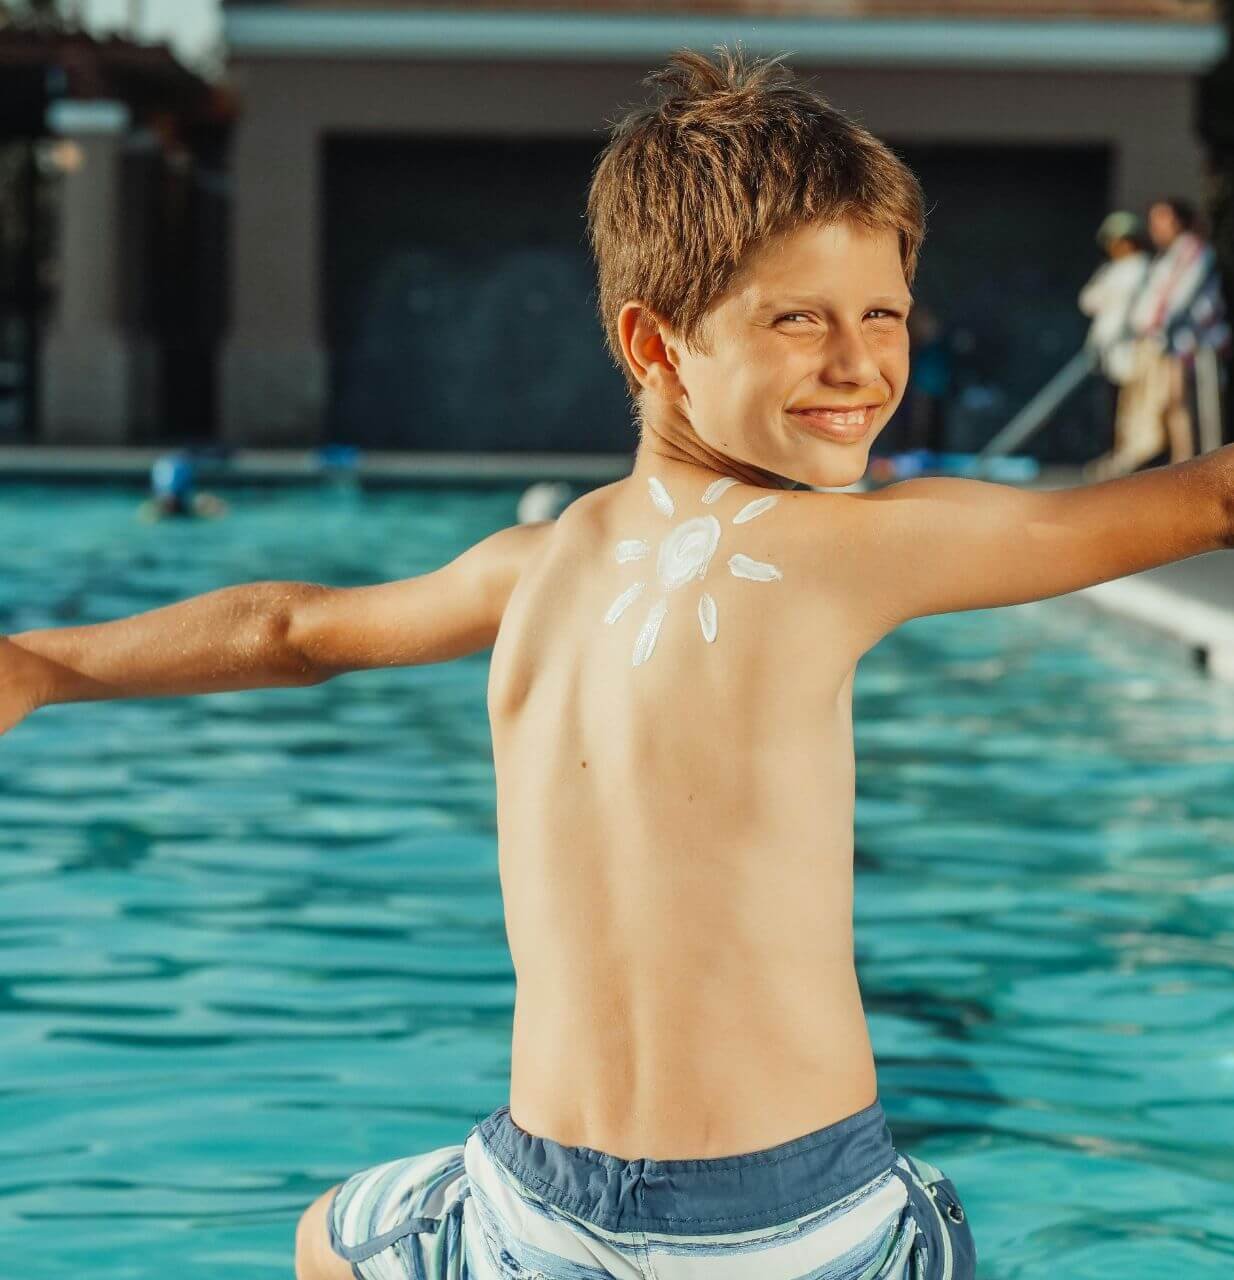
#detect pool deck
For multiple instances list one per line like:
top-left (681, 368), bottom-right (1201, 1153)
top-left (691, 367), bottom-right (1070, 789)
top-left (3, 445), bottom-right (1232, 682)
top-left (1024, 464), bottom-right (1234, 683)
top-left (0, 444), bottom-right (634, 485)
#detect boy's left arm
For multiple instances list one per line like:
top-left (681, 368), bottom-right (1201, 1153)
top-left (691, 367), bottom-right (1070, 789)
top-left (286, 519), bottom-right (553, 677)
top-left (851, 446), bottom-right (1234, 632)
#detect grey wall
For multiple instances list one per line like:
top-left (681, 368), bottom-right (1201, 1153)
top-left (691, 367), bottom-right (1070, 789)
top-left (220, 55), bottom-right (1208, 450)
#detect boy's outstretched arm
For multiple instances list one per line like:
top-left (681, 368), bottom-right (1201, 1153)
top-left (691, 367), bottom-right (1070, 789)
top-left (849, 446), bottom-right (1234, 632)
top-left (1, 520), bottom-right (551, 733)
top-left (284, 519), bottom-right (551, 675)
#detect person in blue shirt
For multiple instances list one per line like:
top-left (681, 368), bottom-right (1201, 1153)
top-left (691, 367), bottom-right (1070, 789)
top-left (904, 303), bottom-right (952, 454)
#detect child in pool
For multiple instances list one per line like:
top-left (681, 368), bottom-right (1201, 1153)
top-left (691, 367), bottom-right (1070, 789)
top-left (4, 48), bottom-right (1232, 1280)
top-left (137, 452), bottom-right (229, 522)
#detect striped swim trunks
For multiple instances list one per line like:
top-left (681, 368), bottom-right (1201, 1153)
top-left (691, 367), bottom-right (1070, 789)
top-left (326, 1095), bottom-right (976, 1279)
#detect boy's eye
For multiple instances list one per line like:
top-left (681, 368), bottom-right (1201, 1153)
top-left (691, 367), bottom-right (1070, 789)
top-left (775, 310), bottom-right (902, 325)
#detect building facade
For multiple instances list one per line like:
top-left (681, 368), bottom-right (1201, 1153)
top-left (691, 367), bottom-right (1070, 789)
top-left (222, 2), bottom-right (1228, 454)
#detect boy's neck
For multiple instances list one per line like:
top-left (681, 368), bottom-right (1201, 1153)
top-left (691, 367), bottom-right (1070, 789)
top-left (630, 415), bottom-right (798, 492)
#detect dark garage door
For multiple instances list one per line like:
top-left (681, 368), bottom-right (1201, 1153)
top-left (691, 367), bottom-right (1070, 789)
top-left (323, 135), bottom-right (635, 453)
top-left (324, 134), bottom-right (1112, 460)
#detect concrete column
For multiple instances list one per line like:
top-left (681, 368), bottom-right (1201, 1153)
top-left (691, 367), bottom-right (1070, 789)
top-left (40, 101), bottom-right (159, 444)
top-left (220, 105), bottom-right (326, 446)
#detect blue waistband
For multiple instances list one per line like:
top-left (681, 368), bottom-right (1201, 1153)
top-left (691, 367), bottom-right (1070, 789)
top-left (475, 1097), bottom-right (897, 1234)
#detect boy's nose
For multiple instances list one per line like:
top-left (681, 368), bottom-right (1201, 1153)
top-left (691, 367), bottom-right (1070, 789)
top-left (819, 334), bottom-right (881, 389)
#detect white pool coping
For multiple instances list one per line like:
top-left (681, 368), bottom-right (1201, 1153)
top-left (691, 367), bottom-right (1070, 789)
top-left (1069, 574), bottom-right (1234, 683)
top-left (0, 445), bottom-right (633, 484)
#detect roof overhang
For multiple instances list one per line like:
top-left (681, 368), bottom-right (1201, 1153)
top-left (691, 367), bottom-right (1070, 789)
top-left (223, 6), bottom-right (1227, 72)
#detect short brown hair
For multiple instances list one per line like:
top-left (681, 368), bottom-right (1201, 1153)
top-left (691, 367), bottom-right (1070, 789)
top-left (585, 45), bottom-right (927, 402)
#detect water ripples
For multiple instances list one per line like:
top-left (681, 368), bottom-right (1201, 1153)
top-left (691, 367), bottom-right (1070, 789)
top-left (2, 485), bottom-right (1234, 1276)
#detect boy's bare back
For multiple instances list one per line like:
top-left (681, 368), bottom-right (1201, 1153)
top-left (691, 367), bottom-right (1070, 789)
top-left (482, 427), bottom-right (1234, 1162)
top-left (489, 460), bottom-right (886, 1160)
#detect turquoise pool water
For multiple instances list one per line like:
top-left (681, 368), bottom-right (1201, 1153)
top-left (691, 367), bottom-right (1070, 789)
top-left (2, 482), bottom-right (1233, 1279)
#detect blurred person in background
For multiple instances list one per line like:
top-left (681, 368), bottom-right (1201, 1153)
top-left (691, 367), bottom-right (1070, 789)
top-left (1089, 197), bottom-right (1229, 480)
top-left (1079, 211), bottom-right (1152, 481)
top-left (138, 451), bottom-right (228, 521)
top-left (1149, 198), bottom-right (1231, 458)
top-left (903, 302), bottom-right (952, 454)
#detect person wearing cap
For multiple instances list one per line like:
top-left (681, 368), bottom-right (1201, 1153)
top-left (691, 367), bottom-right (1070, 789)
top-left (1078, 211), bottom-right (1152, 481)
top-left (1086, 198), bottom-right (1230, 480)
top-left (138, 451), bottom-right (229, 522)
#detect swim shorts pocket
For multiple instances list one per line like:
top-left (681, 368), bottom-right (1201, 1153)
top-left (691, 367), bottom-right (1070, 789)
top-left (326, 1148), bottom-right (472, 1280)
top-left (890, 1155), bottom-right (977, 1280)
top-left (922, 1174), bottom-right (976, 1278)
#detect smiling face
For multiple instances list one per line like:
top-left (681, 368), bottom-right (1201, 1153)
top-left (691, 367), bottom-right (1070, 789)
top-left (638, 218), bottom-right (913, 489)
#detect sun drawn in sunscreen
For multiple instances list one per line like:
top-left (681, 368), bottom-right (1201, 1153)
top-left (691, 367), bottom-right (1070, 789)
top-left (603, 475), bottom-right (783, 667)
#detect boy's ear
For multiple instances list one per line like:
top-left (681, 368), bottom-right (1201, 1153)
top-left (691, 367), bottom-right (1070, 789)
top-left (617, 301), bottom-right (687, 402)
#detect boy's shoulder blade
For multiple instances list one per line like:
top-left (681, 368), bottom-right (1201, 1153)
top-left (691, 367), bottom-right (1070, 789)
top-left (586, 474), bottom-right (875, 620)
top-left (772, 485), bottom-right (902, 657)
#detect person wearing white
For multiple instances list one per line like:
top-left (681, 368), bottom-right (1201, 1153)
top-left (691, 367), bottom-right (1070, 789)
top-left (1086, 199), bottom-right (1229, 480)
top-left (1078, 211), bottom-right (1150, 387)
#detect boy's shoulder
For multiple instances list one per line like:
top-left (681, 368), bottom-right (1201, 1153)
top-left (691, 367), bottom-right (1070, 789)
top-left (526, 474), bottom-right (889, 574)
top-left (448, 517), bottom-right (558, 632)
top-left (488, 477), bottom-right (903, 669)
top-left (547, 477), bottom-right (877, 591)
top-left (558, 474), bottom-right (871, 533)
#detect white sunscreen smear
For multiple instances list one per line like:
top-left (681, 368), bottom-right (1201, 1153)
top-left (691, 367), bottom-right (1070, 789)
top-left (728, 553), bottom-right (783, 582)
top-left (603, 476), bottom-right (784, 667)
top-left (633, 596), bottom-right (669, 666)
top-left (658, 515), bottom-right (721, 589)
top-left (647, 475), bottom-right (675, 518)
top-left (702, 476), bottom-right (740, 504)
top-left (615, 539), bottom-right (650, 563)
top-left (733, 495), bottom-right (779, 524)
top-left (604, 580), bottom-right (646, 625)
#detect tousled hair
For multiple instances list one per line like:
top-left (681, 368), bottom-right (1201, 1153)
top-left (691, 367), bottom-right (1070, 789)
top-left (585, 45), bottom-right (928, 403)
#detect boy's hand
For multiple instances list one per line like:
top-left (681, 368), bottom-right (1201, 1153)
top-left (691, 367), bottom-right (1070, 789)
top-left (0, 636), bottom-right (55, 737)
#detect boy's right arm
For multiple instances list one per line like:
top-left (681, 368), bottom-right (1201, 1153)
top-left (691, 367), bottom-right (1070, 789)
top-left (839, 445), bottom-right (1234, 638)
top-left (0, 579), bottom-right (329, 737)
top-left (1, 519), bottom-right (552, 737)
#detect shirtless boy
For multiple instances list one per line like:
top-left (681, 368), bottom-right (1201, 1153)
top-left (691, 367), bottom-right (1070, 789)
top-left (4, 47), bottom-right (1232, 1280)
